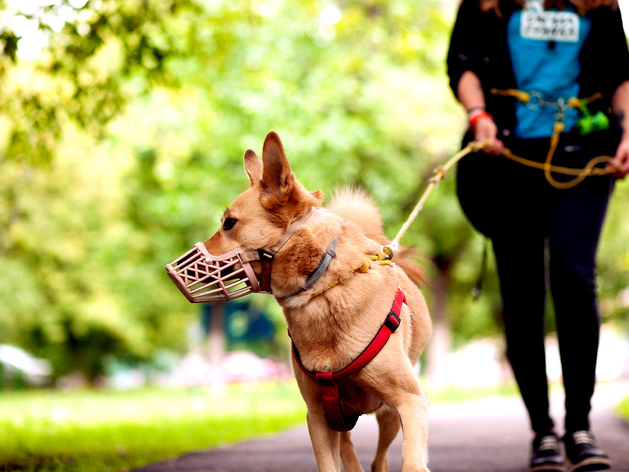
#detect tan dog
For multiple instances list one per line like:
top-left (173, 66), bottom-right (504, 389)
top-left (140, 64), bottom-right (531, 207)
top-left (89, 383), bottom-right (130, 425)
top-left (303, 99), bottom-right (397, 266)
top-left (201, 132), bottom-right (431, 472)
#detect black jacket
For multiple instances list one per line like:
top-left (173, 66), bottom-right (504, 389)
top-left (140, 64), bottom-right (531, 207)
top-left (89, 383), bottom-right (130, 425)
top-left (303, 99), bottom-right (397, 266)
top-left (447, 0), bottom-right (629, 138)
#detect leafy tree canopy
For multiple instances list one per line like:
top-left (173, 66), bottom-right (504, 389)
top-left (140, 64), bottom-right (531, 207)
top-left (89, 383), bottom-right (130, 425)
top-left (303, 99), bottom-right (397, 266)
top-left (0, 0), bottom-right (627, 382)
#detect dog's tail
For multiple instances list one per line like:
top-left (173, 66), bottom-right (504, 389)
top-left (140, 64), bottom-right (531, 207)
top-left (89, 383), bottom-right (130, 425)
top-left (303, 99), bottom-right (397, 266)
top-left (326, 187), bottom-right (426, 287)
top-left (327, 187), bottom-right (386, 242)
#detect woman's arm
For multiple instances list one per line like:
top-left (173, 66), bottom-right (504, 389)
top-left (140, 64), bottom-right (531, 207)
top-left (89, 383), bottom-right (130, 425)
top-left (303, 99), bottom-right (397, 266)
top-left (610, 80), bottom-right (629, 179)
top-left (457, 70), bottom-right (504, 155)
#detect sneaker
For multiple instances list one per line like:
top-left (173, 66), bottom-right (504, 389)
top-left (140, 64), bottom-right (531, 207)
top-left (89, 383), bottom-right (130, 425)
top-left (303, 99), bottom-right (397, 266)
top-left (563, 430), bottom-right (611, 472)
top-left (530, 433), bottom-right (565, 472)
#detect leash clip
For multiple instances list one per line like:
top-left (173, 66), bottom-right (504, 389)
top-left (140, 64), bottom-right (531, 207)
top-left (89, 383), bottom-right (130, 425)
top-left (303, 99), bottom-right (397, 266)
top-left (381, 245), bottom-right (396, 261)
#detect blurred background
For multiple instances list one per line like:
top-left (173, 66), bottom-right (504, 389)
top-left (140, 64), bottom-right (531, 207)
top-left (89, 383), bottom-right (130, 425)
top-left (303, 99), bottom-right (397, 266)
top-left (0, 0), bottom-right (628, 470)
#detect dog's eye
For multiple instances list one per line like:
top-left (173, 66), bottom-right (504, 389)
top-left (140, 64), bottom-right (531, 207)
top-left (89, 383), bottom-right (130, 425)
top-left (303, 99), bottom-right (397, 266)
top-left (222, 217), bottom-right (237, 231)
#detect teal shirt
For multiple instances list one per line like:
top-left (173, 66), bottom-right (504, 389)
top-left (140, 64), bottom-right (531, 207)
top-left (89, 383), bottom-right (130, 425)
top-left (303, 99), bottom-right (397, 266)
top-left (507, 1), bottom-right (591, 138)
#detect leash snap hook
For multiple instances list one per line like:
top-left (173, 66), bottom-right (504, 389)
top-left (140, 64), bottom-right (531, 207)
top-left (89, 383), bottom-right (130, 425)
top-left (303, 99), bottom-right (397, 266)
top-left (381, 245), bottom-right (397, 261)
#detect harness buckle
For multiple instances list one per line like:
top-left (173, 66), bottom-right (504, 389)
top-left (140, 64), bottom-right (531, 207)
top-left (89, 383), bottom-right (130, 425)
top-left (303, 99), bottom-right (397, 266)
top-left (384, 311), bottom-right (401, 332)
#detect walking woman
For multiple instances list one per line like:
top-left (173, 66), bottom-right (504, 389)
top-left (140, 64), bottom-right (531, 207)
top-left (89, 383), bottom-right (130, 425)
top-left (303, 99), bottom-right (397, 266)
top-left (447, 1), bottom-right (629, 471)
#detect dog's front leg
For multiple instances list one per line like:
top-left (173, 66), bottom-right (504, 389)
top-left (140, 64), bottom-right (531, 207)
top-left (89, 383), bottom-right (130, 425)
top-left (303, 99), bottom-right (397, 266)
top-left (396, 390), bottom-right (430, 472)
top-left (307, 409), bottom-right (342, 472)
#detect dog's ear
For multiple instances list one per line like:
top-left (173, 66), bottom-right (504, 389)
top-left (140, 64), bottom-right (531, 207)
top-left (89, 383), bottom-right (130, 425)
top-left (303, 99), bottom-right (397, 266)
top-left (243, 149), bottom-right (262, 187)
top-left (260, 131), bottom-right (293, 207)
top-left (259, 131), bottom-right (324, 215)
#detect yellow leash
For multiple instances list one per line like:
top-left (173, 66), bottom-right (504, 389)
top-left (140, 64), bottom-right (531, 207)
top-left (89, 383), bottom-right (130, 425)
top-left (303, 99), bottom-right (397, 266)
top-left (381, 89), bottom-right (620, 258)
top-left (501, 128), bottom-right (616, 190)
top-left (488, 88), bottom-right (617, 189)
top-left (311, 91), bottom-right (621, 296)
top-left (309, 253), bottom-right (392, 299)
top-left (389, 140), bottom-right (488, 250)
top-left (389, 129), bottom-right (620, 252)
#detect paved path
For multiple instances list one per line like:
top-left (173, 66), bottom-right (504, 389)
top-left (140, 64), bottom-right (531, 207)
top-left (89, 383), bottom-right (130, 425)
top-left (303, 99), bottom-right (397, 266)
top-left (133, 382), bottom-right (629, 472)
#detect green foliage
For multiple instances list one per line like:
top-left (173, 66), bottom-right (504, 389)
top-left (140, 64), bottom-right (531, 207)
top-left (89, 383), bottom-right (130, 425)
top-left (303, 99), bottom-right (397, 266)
top-left (0, 0), bottom-right (627, 381)
top-left (617, 395), bottom-right (629, 422)
top-left (0, 383), bottom-right (306, 471)
top-left (0, 0), bottom-right (201, 164)
top-left (598, 182), bottom-right (629, 324)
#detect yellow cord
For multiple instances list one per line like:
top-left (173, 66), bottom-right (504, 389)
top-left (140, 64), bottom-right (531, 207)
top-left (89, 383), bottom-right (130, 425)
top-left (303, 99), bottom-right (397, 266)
top-left (490, 88), bottom-right (531, 103)
top-left (390, 140), bottom-right (489, 249)
top-left (309, 257), bottom-right (387, 298)
top-left (390, 118), bottom-right (619, 250)
top-left (338, 89), bottom-right (619, 263)
top-left (489, 89), bottom-right (617, 189)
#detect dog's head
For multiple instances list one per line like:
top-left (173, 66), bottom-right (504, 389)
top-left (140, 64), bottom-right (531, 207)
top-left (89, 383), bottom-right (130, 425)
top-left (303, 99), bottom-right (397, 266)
top-left (166, 132), bottom-right (323, 302)
top-left (204, 131), bottom-right (323, 257)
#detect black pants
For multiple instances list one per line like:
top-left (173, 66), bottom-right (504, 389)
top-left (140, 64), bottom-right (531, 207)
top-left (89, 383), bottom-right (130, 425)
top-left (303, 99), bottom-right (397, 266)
top-left (456, 130), bottom-right (615, 434)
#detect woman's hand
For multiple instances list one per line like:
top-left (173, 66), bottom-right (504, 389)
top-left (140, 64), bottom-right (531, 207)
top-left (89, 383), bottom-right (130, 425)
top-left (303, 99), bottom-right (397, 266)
top-left (473, 116), bottom-right (504, 155)
top-left (610, 138), bottom-right (629, 179)
top-left (456, 71), bottom-right (504, 155)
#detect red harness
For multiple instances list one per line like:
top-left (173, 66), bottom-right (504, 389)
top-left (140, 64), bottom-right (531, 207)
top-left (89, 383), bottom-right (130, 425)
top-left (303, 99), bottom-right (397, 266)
top-left (290, 288), bottom-right (406, 432)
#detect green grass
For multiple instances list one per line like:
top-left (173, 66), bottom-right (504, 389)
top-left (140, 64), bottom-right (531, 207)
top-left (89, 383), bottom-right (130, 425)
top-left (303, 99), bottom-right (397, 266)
top-left (616, 395), bottom-right (629, 422)
top-left (0, 379), bottom-right (531, 472)
top-left (0, 381), bottom-right (307, 472)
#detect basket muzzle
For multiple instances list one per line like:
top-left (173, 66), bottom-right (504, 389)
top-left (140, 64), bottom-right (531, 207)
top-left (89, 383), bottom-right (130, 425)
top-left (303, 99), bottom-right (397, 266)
top-left (166, 242), bottom-right (264, 303)
top-left (166, 206), bottom-right (318, 303)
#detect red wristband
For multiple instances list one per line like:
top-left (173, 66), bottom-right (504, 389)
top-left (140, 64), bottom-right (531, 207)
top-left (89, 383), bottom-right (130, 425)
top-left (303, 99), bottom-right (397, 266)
top-left (468, 109), bottom-right (493, 129)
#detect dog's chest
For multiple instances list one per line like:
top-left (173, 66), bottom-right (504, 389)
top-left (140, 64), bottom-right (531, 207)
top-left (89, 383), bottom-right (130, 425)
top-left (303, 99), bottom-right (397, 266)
top-left (338, 379), bottom-right (384, 415)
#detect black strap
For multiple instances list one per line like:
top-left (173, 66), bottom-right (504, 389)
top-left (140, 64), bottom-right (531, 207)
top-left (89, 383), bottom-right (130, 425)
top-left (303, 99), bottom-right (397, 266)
top-left (299, 238), bottom-right (338, 293)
